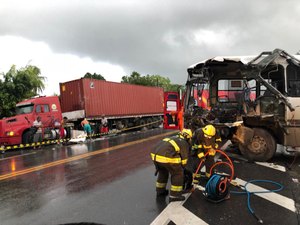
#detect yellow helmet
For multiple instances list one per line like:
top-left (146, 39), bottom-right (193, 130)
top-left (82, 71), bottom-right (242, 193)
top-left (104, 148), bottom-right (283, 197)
top-left (202, 124), bottom-right (216, 137)
top-left (181, 128), bottom-right (193, 139)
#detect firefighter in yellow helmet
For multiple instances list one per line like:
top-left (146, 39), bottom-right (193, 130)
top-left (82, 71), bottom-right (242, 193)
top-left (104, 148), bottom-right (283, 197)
top-left (191, 124), bottom-right (222, 183)
top-left (150, 129), bottom-right (192, 202)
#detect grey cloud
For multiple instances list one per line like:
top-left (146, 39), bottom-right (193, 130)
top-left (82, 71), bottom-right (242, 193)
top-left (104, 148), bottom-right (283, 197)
top-left (1, 0), bottom-right (300, 84)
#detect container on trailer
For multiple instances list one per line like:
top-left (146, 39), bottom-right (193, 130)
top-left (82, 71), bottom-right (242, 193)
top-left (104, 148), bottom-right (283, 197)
top-left (59, 78), bottom-right (164, 119)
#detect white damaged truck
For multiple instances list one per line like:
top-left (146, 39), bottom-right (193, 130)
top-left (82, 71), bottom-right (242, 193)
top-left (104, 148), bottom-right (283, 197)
top-left (184, 49), bottom-right (300, 161)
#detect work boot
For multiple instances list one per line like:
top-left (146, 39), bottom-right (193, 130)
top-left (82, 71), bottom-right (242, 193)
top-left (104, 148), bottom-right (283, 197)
top-left (169, 195), bottom-right (185, 202)
top-left (192, 178), bottom-right (199, 185)
top-left (193, 173), bottom-right (201, 184)
top-left (204, 172), bottom-right (211, 181)
top-left (183, 184), bottom-right (194, 193)
top-left (156, 189), bottom-right (169, 197)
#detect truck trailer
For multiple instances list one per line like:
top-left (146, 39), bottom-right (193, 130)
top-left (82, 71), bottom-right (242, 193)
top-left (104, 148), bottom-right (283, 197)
top-left (59, 78), bottom-right (164, 131)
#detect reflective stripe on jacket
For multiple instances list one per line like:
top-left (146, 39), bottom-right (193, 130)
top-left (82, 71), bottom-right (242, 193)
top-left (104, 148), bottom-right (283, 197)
top-left (163, 138), bottom-right (180, 152)
top-left (151, 136), bottom-right (190, 165)
top-left (151, 153), bottom-right (187, 164)
top-left (192, 128), bottom-right (222, 158)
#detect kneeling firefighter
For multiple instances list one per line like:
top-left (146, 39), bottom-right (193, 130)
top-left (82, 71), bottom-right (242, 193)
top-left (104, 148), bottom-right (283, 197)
top-left (190, 125), bottom-right (222, 184)
top-left (150, 129), bottom-right (193, 202)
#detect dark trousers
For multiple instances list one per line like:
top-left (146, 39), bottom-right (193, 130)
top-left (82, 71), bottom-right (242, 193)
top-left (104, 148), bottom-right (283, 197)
top-left (205, 155), bottom-right (215, 176)
top-left (186, 154), bottom-right (215, 179)
top-left (155, 162), bottom-right (184, 196)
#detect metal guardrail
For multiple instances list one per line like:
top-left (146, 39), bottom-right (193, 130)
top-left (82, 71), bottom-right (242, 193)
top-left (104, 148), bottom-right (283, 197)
top-left (0, 119), bottom-right (164, 152)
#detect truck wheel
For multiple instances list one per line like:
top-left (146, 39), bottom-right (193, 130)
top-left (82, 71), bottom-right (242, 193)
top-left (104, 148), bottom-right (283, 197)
top-left (122, 120), bottom-right (129, 129)
top-left (139, 119), bottom-right (146, 130)
top-left (116, 121), bottom-right (125, 130)
top-left (152, 118), bottom-right (160, 128)
top-left (146, 118), bottom-right (153, 129)
top-left (239, 128), bottom-right (276, 162)
top-left (22, 130), bottom-right (34, 144)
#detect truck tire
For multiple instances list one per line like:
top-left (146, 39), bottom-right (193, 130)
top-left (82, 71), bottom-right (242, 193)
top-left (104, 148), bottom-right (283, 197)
top-left (152, 117), bottom-right (160, 128)
top-left (239, 128), bottom-right (276, 162)
top-left (146, 118), bottom-right (153, 129)
top-left (22, 130), bottom-right (34, 144)
top-left (139, 119), bottom-right (146, 130)
top-left (116, 121), bottom-right (125, 130)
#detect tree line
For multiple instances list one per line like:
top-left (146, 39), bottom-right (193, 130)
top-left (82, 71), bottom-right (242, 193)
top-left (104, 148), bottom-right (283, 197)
top-left (121, 71), bottom-right (182, 92)
top-left (83, 71), bottom-right (182, 91)
top-left (0, 66), bottom-right (181, 118)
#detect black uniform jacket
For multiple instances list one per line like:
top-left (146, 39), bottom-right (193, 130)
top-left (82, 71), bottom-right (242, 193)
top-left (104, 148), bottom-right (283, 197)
top-left (151, 136), bottom-right (190, 166)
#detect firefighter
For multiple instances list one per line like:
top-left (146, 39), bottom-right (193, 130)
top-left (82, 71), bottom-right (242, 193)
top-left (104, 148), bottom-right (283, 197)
top-left (177, 107), bottom-right (184, 131)
top-left (151, 129), bottom-right (192, 202)
top-left (191, 124), bottom-right (222, 183)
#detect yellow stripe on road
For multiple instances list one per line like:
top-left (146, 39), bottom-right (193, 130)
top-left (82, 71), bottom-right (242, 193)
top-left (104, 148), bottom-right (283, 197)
top-left (0, 130), bottom-right (178, 181)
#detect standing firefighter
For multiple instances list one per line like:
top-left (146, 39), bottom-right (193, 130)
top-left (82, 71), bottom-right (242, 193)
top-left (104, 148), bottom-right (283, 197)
top-left (191, 124), bottom-right (222, 183)
top-left (151, 129), bottom-right (192, 202)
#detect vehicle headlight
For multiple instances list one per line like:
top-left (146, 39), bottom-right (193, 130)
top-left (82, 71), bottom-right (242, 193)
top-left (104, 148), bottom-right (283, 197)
top-left (6, 131), bottom-right (14, 136)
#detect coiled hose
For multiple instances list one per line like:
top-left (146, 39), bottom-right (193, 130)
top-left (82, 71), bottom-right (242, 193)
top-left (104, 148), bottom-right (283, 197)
top-left (194, 149), bottom-right (235, 182)
top-left (194, 149), bottom-right (234, 202)
top-left (204, 174), bottom-right (230, 202)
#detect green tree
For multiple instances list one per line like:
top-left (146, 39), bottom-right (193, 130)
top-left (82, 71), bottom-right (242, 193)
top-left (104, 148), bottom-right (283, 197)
top-left (121, 71), bottom-right (182, 91)
top-left (83, 72), bottom-right (106, 80)
top-left (0, 65), bottom-right (45, 118)
top-left (121, 71), bottom-right (143, 85)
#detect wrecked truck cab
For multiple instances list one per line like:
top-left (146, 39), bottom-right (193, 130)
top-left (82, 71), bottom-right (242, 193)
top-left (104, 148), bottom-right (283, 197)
top-left (184, 49), bottom-right (300, 161)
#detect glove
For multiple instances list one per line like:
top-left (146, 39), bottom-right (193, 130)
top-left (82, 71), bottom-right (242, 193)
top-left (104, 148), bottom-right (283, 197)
top-left (192, 144), bottom-right (198, 151)
top-left (197, 152), bottom-right (205, 159)
top-left (208, 149), bottom-right (216, 156)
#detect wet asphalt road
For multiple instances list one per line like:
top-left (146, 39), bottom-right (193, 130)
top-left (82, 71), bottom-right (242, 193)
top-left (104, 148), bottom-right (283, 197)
top-left (0, 128), bottom-right (299, 225)
top-left (0, 128), bottom-right (175, 225)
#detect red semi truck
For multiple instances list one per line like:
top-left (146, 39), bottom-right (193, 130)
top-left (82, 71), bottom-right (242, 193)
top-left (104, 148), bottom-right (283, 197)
top-left (0, 78), bottom-right (165, 147)
top-left (0, 96), bottom-right (63, 146)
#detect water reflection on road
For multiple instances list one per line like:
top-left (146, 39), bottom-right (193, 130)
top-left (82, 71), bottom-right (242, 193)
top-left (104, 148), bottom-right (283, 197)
top-left (0, 128), bottom-right (174, 225)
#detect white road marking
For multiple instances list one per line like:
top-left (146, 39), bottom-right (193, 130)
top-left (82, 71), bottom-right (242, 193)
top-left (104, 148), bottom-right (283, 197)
top-left (150, 140), bottom-right (295, 224)
top-left (150, 193), bottom-right (208, 225)
top-left (151, 177), bottom-right (296, 224)
top-left (194, 184), bottom-right (205, 191)
top-left (220, 140), bottom-right (232, 150)
top-left (234, 178), bottom-right (296, 212)
top-left (255, 162), bottom-right (286, 172)
top-left (169, 205), bottom-right (208, 225)
top-left (150, 141), bottom-right (231, 225)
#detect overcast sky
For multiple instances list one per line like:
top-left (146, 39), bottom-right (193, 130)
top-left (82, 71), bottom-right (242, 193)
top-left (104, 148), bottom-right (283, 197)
top-left (0, 0), bottom-right (300, 95)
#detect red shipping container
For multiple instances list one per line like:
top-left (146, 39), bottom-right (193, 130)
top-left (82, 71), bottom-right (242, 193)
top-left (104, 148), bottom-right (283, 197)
top-left (59, 78), bottom-right (164, 118)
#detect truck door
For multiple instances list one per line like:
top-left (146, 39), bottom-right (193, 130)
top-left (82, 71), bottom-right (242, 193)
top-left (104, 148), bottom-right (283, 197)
top-left (35, 104), bottom-right (53, 127)
top-left (163, 92), bottom-right (181, 130)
